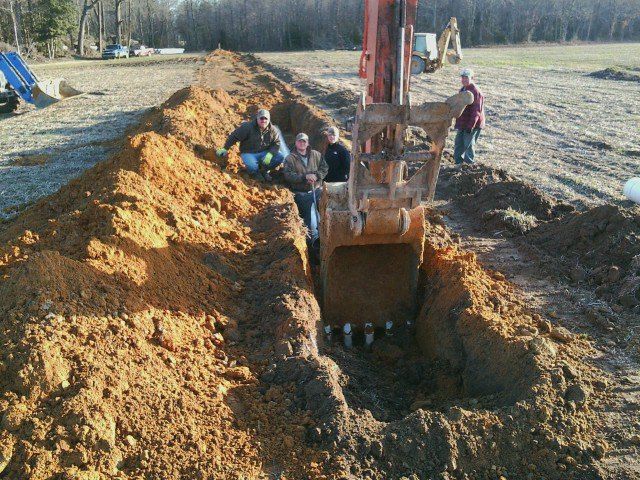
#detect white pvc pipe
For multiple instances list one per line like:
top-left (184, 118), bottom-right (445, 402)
top-left (364, 323), bottom-right (374, 349)
top-left (343, 323), bottom-right (353, 348)
top-left (624, 178), bottom-right (640, 204)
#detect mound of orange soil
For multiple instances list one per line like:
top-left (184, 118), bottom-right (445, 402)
top-left (0, 73), bottom-right (326, 478)
top-left (0, 50), bottom-right (616, 480)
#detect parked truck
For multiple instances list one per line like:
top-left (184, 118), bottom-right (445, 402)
top-left (102, 44), bottom-right (129, 60)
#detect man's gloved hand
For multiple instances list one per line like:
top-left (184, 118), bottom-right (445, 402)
top-left (216, 148), bottom-right (228, 158)
top-left (263, 152), bottom-right (273, 166)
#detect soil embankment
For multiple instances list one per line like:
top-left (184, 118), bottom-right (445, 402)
top-left (439, 163), bottom-right (640, 312)
top-left (0, 52), bottom-right (330, 478)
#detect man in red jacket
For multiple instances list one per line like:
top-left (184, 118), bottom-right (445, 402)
top-left (454, 68), bottom-right (485, 165)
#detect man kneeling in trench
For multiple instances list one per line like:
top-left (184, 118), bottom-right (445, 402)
top-left (283, 132), bottom-right (328, 260)
top-left (216, 108), bottom-right (289, 181)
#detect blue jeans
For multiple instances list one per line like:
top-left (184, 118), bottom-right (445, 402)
top-left (454, 128), bottom-right (481, 164)
top-left (240, 151), bottom-right (285, 173)
top-left (294, 188), bottom-right (321, 241)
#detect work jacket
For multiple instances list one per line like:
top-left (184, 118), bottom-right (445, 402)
top-left (324, 142), bottom-right (351, 182)
top-left (455, 83), bottom-right (485, 131)
top-left (283, 149), bottom-right (329, 192)
top-left (223, 119), bottom-right (281, 155)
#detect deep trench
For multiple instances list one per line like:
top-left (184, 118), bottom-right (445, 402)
top-left (268, 99), bottom-right (532, 423)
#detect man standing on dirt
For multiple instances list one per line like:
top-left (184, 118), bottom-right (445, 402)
top-left (283, 133), bottom-right (329, 256)
top-left (454, 68), bottom-right (485, 166)
top-left (216, 109), bottom-right (287, 181)
top-left (323, 126), bottom-right (351, 182)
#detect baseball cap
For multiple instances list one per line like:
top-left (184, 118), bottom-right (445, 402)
top-left (460, 68), bottom-right (474, 78)
top-left (296, 133), bottom-right (309, 142)
top-left (325, 126), bottom-right (339, 136)
top-left (256, 109), bottom-right (270, 120)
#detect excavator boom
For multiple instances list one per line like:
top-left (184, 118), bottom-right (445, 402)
top-left (320, 0), bottom-right (473, 333)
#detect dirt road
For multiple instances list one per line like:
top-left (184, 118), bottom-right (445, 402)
top-left (0, 55), bottom-right (204, 219)
top-left (257, 43), bottom-right (640, 209)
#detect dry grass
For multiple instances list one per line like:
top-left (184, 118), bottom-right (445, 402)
top-left (0, 55), bottom-right (204, 220)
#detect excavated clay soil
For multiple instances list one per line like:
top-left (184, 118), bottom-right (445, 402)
top-left (438, 163), bottom-right (640, 312)
top-left (0, 51), bottom-right (620, 479)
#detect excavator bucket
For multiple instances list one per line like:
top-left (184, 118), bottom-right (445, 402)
top-left (320, 185), bottom-right (426, 329)
top-left (319, 0), bottom-right (472, 333)
top-left (319, 91), bottom-right (473, 330)
top-left (0, 52), bottom-right (82, 109)
top-left (32, 79), bottom-right (83, 108)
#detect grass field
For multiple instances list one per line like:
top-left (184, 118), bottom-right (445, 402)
top-left (0, 54), bottom-right (204, 218)
top-left (258, 43), bottom-right (640, 208)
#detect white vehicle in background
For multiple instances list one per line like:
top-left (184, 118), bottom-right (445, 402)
top-left (154, 48), bottom-right (186, 55)
top-left (132, 45), bottom-right (154, 57)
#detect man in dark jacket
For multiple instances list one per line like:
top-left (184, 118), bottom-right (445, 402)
top-left (283, 133), bottom-right (329, 244)
top-left (324, 126), bottom-right (351, 182)
top-left (216, 109), bottom-right (288, 180)
top-left (454, 68), bottom-right (485, 165)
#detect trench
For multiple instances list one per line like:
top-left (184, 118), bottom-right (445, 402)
top-left (314, 244), bottom-right (537, 422)
top-left (148, 66), bottom-right (599, 478)
top-left (0, 53), bottom-right (603, 479)
top-left (266, 98), bottom-right (539, 424)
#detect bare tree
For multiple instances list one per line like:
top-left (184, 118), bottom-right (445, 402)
top-left (2, 0), bottom-right (640, 58)
top-left (78, 0), bottom-right (99, 54)
top-left (98, 0), bottom-right (105, 50)
top-left (115, 0), bottom-right (124, 43)
top-left (0, 0), bottom-right (23, 53)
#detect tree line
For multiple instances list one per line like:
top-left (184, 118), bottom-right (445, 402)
top-left (1, 0), bottom-right (639, 58)
top-left (0, 0), bottom-right (180, 58)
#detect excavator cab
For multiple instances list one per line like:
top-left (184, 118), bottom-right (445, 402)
top-left (320, 0), bottom-right (472, 336)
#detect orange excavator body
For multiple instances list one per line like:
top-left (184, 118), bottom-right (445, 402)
top-left (359, 0), bottom-right (417, 103)
top-left (319, 0), bottom-right (473, 331)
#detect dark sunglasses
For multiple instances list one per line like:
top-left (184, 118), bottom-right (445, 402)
top-left (259, 116), bottom-right (269, 120)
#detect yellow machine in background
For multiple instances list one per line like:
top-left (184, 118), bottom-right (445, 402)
top-left (411, 17), bottom-right (463, 74)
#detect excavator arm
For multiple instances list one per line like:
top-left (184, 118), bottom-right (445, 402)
top-left (436, 17), bottom-right (463, 69)
top-left (320, 0), bottom-right (472, 337)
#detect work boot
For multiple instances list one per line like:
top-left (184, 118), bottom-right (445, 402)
top-left (249, 170), bottom-right (265, 182)
top-left (259, 165), bottom-right (273, 183)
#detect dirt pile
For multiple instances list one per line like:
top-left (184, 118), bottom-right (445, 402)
top-left (438, 164), bottom-right (574, 234)
top-left (438, 164), bottom-right (639, 311)
top-left (0, 60), bottom-right (330, 477)
top-left (528, 204), bottom-right (640, 310)
top-left (590, 67), bottom-right (640, 83)
top-left (307, 215), bottom-right (608, 479)
top-left (245, 54), bottom-right (357, 117)
top-left (0, 50), bottom-right (616, 480)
